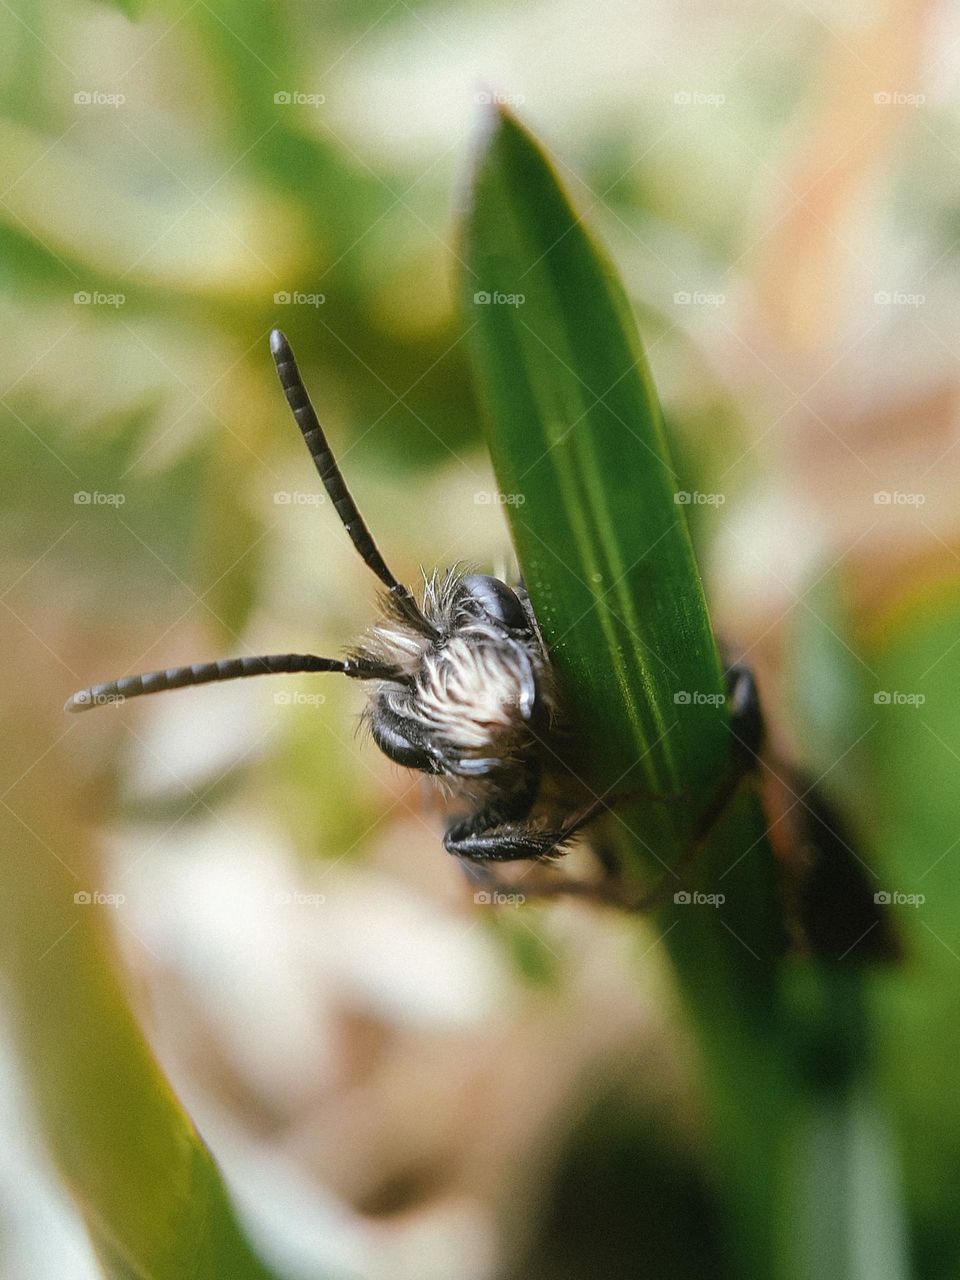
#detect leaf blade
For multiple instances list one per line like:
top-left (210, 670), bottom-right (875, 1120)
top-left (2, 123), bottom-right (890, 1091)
top-left (463, 106), bottom-right (726, 854)
top-left (0, 709), bottom-right (284, 1280)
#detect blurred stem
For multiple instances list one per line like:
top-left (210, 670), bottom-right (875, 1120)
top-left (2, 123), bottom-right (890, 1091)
top-left (781, 966), bottom-right (910, 1280)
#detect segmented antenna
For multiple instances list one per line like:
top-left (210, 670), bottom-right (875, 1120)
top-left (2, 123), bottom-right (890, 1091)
top-left (269, 329), bottom-right (437, 637)
top-left (64, 652), bottom-right (398, 714)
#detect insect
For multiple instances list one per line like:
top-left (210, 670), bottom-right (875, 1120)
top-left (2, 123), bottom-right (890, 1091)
top-left (66, 329), bottom-right (761, 902)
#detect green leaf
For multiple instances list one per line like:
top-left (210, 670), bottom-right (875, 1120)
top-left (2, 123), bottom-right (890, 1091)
top-left (862, 585), bottom-right (960, 1271)
top-left (461, 104), bottom-right (790, 1269)
top-left (0, 708), bottom-right (285, 1280)
top-left (462, 106), bottom-right (727, 867)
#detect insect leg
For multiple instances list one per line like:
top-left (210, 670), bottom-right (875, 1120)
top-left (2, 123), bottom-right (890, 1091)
top-left (452, 664), bottom-right (765, 883)
top-left (454, 766), bottom-right (755, 909)
top-left (443, 756), bottom-right (577, 865)
top-left (724, 661), bottom-right (764, 766)
top-left (444, 800), bottom-right (601, 864)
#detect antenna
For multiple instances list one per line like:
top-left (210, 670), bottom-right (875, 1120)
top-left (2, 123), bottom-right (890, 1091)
top-left (64, 653), bottom-right (400, 714)
top-left (269, 329), bottom-right (437, 637)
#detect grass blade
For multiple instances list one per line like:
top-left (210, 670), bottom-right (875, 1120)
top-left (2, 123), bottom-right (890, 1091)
top-left (461, 105), bottom-right (793, 1276)
top-left (462, 106), bottom-right (729, 864)
top-left (0, 703), bottom-right (285, 1280)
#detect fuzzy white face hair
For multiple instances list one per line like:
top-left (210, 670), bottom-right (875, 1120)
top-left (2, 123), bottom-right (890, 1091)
top-left (412, 632), bottom-right (537, 755)
top-left (356, 568), bottom-right (553, 779)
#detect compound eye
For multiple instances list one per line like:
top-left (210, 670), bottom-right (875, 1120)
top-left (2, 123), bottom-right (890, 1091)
top-left (371, 714), bottom-right (435, 773)
top-left (458, 574), bottom-right (528, 630)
